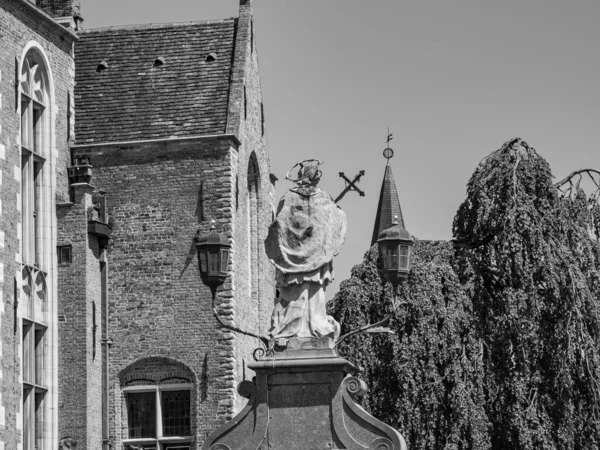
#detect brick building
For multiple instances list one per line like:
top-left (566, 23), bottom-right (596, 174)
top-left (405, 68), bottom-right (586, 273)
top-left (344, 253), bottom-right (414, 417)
top-left (0, 1), bottom-right (276, 449)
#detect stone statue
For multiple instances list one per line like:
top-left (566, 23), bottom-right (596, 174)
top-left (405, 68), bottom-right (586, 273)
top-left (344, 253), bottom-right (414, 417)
top-left (265, 160), bottom-right (346, 341)
top-left (205, 159), bottom-right (407, 450)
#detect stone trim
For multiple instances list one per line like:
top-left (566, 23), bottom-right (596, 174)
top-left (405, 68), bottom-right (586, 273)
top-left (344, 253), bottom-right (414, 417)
top-left (70, 133), bottom-right (241, 150)
top-left (13, 0), bottom-right (79, 41)
top-left (118, 356), bottom-right (198, 385)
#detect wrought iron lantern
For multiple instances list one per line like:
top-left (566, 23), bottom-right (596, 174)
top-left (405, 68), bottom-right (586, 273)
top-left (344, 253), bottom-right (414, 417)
top-left (196, 222), bottom-right (230, 294)
top-left (336, 217), bottom-right (413, 348)
top-left (195, 222), bottom-right (268, 347)
top-left (377, 217), bottom-right (414, 288)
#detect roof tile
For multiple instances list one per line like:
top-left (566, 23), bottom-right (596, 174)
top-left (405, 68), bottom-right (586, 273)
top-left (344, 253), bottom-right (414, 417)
top-left (371, 165), bottom-right (406, 246)
top-left (74, 20), bottom-right (237, 144)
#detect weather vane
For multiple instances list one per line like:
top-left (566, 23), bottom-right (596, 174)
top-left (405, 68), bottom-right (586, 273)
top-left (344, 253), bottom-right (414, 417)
top-left (383, 127), bottom-right (394, 164)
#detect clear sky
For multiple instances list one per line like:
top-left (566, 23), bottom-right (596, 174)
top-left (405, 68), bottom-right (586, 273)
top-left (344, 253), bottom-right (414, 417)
top-left (82, 0), bottom-right (600, 295)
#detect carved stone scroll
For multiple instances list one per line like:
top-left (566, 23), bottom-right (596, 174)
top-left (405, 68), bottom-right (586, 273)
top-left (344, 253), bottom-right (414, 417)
top-left (202, 348), bottom-right (406, 450)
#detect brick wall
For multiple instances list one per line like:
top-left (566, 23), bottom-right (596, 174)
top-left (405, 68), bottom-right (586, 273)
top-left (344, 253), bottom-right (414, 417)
top-left (0, 1), bottom-right (75, 448)
top-left (56, 183), bottom-right (103, 449)
top-left (72, 136), bottom-right (262, 448)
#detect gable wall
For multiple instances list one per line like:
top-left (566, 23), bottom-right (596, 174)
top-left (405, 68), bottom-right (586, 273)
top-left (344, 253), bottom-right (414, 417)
top-left (71, 137), bottom-right (245, 448)
top-left (227, 15), bottom-right (277, 413)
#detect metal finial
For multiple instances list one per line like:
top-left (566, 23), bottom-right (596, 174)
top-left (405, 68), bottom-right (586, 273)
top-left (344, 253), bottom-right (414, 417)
top-left (210, 220), bottom-right (216, 231)
top-left (383, 127), bottom-right (394, 164)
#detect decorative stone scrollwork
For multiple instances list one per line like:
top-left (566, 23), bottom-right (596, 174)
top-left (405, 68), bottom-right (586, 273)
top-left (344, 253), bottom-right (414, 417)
top-left (210, 444), bottom-right (232, 450)
top-left (202, 378), bottom-right (264, 450)
top-left (333, 374), bottom-right (407, 450)
top-left (202, 358), bottom-right (406, 450)
top-left (370, 437), bottom-right (394, 450)
top-left (344, 376), bottom-right (368, 398)
top-left (253, 347), bottom-right (266, 361)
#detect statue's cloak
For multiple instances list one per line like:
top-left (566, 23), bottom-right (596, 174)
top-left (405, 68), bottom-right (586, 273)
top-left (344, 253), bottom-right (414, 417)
top-left (265, 186), bottom-right (347, 275)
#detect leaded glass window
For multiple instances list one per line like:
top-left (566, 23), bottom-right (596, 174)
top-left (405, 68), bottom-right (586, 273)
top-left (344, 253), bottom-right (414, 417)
top-left (162, 390), bottom-right (191, 437)
top-left (385, 245), bottom-right (399, 269)
top-left (127, 392), bottom-right (156, 438)
top-left (399, 245), bottom-right (411, 270)
top-left (123, 383), bottom-right (192, 449)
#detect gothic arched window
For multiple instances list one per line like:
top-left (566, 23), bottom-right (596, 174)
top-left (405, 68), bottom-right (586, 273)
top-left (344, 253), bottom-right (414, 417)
top-left (247, 153), bottom-right (260, 299)
top-left (21, 266), bottom-right (47, 450)
top-left (20, 48), bottom-right (50, 450)
top-left (20, 51), bottom-right (49, 267)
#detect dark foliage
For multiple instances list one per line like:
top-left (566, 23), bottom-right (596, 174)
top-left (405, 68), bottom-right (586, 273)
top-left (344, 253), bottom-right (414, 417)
top-left (329, 138), bottom-right (600, 449)
top-left (329, 241), bottom-right (490, 449)
top-left (453, 138), bottom-right (600, 449)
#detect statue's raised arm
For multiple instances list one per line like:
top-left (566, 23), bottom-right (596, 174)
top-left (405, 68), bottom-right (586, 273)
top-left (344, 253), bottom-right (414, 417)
top-left (265, 160), bottom-right (347, 342)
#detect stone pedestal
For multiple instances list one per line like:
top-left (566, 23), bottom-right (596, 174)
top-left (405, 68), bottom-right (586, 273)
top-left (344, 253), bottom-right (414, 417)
top-left (203, 341), bottom-right (407, 450)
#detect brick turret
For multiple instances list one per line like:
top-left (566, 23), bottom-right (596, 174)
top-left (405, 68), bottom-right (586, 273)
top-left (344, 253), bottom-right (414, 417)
top-left (239, 0), bottom-right (252, 17)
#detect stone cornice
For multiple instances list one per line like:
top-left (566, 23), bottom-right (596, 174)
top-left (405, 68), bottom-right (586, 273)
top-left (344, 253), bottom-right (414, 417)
top-left (13, 0), bottom-right (79, 41)
top-left (70, 134), bottom-right (242, 150)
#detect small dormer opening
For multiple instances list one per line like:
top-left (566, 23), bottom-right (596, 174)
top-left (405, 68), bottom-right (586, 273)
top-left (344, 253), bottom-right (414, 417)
top-left (205, 53), bottom-right (217, 63)
top-left (153, 57), bottom-right (165, 68)
top-left (251, 20), bottom-right (254, 54)
top-left (244, 86), bottom-right (247, 120)
top-left (96, 61), bottom-right (109, 73)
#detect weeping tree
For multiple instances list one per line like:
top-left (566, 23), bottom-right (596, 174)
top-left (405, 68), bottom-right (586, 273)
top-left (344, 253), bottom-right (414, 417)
top-left (453, 138), bottom-right (600, 449)
top-left (330, 138), bottom-right (600, 450)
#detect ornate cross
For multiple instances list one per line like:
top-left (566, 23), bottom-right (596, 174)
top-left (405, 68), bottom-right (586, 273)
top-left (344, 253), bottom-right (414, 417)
top-left (335, 170), bottom-right (365, 203)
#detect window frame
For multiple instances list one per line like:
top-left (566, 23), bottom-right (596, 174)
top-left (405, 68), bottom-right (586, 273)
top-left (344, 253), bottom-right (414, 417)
top-left (20, 49), bottom-right (51, 450)
top-left (57, 245), bottom-right (73, 264)
top-left (385, 245), bottom-right (399, 270)
top-left (122, 383), bottom-right (193, 450)
top-left (20, 55), bottom-right (48, 270)
top-left (21, 266), bottom-right (48, 450)
top-left (399, 244), bottom-right (411, 270)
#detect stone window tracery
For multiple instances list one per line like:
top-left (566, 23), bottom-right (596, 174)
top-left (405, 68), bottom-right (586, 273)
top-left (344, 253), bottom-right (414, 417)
top-left (21, 53), bottom-right (48, 267)
top-left (21, 266), bottom-right (48, 450)
top-left (20, 48), bottom-right (51, 450)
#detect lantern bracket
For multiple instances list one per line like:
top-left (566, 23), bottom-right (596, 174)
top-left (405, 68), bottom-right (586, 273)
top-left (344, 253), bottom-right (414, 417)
top-left (211, 291), bottom-right (269, 349)
top-left (335, 289), bottom-right (408, 348)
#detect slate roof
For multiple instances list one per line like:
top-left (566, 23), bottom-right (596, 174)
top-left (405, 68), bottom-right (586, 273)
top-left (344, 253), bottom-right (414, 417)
top-left (74, 20), bottom-right (237, 144)
top-left (371, 165), bottom-right (406, 246)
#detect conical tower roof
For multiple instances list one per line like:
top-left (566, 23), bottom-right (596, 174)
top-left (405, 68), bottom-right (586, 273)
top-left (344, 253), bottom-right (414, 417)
top-left (371, 164), bottom-right (405, 246)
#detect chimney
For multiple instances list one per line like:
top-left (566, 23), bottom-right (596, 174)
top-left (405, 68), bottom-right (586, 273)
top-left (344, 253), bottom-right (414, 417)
top-left (37, 0), bottom-right (83, 30)
top-left (239, 0), bottom-right (252, 18)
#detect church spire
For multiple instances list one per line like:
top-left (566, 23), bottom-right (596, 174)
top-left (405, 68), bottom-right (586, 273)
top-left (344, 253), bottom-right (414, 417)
top-left (371, 135), bottom-right (406, 246)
